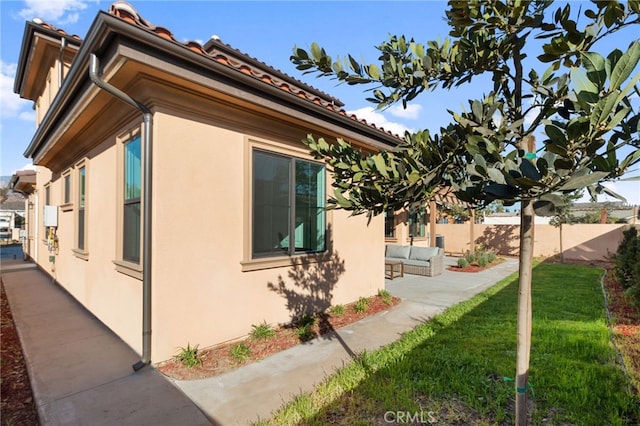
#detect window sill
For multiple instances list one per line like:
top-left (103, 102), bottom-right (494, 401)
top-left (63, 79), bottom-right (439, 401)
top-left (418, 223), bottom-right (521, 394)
top-left (72, 249), bottom-right (89, 261)
top-left (241, 253), bottom-right (324, 272)
top-left (60, 203), bottom-right (73, 212)
top-left (385, 237), bottom-right (398, 242)
top-left (113, 260), bottom-right (143, 280)
top-left (407, 236), bottom-right (427, 242)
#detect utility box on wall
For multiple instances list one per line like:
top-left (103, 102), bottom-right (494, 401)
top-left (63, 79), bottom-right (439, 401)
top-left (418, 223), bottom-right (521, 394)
top-left (44, 205), bottom-right (58, 227)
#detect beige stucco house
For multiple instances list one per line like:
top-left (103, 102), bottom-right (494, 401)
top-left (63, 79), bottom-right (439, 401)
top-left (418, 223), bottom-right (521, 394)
top-left (13, 2), bottom-right (402, 366)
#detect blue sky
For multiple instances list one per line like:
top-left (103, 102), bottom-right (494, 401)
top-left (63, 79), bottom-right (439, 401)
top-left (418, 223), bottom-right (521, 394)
top-left (1, 0), bottom-right (638, 204)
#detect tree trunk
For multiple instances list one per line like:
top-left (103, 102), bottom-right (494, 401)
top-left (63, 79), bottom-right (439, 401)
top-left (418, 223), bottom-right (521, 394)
top-left (516, 200), bottom-right (535, 425)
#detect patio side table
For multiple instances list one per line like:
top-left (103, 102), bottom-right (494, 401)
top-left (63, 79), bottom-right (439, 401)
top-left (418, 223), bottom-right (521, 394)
top-left (385, 260), bottom-right (404, 280)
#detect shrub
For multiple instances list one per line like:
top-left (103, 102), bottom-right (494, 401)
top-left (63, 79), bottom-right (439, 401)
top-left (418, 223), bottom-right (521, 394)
top-left (464, 251), bottom-right (475, 264)
top-left (377, 289), bottom-right (392, 305)
top-left (230, 343), bottom-right (251, 363)
top-left (457, 258), bottom-right (470, 268)
top-left (295, 324), bottom-right (316, 342)
top-left (354, 297), bottom-right (369, 313)
top-left (329, 304), bottom-right (346, 315)
top-left (477, 253), bottom-right (489, 268)
top-left (250, 321), bottom-right (276, 340)
top-left (174, 343), bottom-right (201, 368)
top-left (615, 227), bottom-right (640, 306)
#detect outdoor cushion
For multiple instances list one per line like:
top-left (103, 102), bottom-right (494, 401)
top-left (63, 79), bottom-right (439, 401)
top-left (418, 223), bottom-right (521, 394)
top-left (409, 246), bottom-right (440, 261)
top-left (385, 244), bottom-right (411, 259)
top-left (402, 258), bottom-right (432, 267)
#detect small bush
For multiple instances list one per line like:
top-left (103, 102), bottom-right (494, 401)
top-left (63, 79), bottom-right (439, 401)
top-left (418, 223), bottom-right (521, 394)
top-left (250, 321), bottom-right (276, 340)
top-left (230, 343), bottom-right (251, 363)
top-left (464, 251), bottom-right (475, 264)
top-left (457, 258), bottom-right (470, 268)
top-left (615, 227), bottom-right (640, 306)
top-left (295, 324), bottom-right (316, 342)
top-left (354, 297), bottom-right (369, 313)
top-left (477, 253), bottom-right (489, 267)
top-left (377, 289), bottom-right (392, 305)
top-left (329, 304), bottom-right (346, 315)
top-left (174, 343), bottom-right (201, 368)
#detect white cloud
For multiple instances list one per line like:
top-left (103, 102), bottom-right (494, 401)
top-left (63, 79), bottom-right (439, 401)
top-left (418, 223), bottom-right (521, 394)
top-left (388, 104), bottom-right (422, 120)
top-left (346, 106), bottom-right (412, 136)
top-left (0, 61), bottom-right (33, 121)
top-left (17, 0), bottom-right (88, 25)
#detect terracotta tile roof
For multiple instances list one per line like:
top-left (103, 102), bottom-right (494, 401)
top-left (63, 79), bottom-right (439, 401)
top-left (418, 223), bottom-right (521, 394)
top-left (106, 1), bottom-right (401, 140)
top-left (26, 1), bottom-right (401, 141)
top-left (31, 18), bottom-right (82, 42)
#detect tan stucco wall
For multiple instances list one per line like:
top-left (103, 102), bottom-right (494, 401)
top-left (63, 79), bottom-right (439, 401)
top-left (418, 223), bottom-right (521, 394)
top-left (28, 103), bottom-right (386, 363)
top-left (150, 110), bottom-right (384, 361)
top-left (434, 223), bottom-right (635, 260)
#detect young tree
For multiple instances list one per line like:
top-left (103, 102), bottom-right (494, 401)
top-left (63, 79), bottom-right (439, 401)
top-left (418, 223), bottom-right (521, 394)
top-left (291, 1), bottom-right (640, 423)
top-left (548, 190), bottom-right (582, 263)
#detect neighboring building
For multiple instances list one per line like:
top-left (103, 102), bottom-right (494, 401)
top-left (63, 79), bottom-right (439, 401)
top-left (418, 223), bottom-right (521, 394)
top-left (13, 2), bottom-right (401, 363)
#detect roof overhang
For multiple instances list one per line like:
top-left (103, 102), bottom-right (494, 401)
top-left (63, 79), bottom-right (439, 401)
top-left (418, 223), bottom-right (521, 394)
top-left (9, 170), bottom-right (37, 195)
top-left (22, 9), bottom-right (401, 166)
top-left (14, 20), bottom-right (81, 100)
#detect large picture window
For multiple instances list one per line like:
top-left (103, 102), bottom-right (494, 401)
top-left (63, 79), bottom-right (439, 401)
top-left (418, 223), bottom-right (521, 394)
top-left (252, 150), bottom-right (325, 258)
top-left (123, 136), bottom-right (141, 263)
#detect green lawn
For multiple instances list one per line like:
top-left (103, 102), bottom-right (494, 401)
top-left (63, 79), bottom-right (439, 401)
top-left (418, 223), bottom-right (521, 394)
top-left (260, 263), bottom-right (639, 425)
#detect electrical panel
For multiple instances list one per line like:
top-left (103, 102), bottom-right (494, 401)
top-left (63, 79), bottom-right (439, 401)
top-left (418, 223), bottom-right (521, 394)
top-left (44, 205), bottom-right (58, 227)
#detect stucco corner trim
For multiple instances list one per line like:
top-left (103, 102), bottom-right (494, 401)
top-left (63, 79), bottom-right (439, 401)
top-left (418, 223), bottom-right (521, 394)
top-left (113, 259), bottom-right (143, 280)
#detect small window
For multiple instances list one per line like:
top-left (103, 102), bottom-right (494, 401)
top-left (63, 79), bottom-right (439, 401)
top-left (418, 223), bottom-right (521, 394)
top-left (384, 208), bottom-right (396, 238)
top-left (409, 207), bottom-right (426, 238)
top-left (252, 150), bottom-right (325, 258)
top-left (77, 166), bottom-right (86, 250)
top-left (123, 136), bottom-right (141, 264)
top-left (63, 174), bottom-right (71, 204)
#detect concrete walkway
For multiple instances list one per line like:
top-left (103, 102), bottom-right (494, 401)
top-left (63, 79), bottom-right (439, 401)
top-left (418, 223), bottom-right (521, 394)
top-left (1, 256), bottom-right (519, 425)
top-left (1, 259), bottom-right (213, 426)
top-left (172, 257), bottom-right (520, 425)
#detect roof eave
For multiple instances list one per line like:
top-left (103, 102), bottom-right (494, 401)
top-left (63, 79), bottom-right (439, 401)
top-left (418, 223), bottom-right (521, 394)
top-left (24, 11), bottom-right (400, 160)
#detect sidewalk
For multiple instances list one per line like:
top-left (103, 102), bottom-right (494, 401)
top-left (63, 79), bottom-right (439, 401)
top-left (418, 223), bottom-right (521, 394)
top-left (171, 257), bottom-right (520, 425)
top-left (2, 256), bottom-right (519, 425)
top-left (1, 259), bottom-right (213, 426)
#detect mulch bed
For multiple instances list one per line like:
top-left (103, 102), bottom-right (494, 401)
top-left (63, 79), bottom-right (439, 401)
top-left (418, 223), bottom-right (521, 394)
top-left (156, 295), bottom-right (401, 381)
top-left (1, 281), bottom-right (39, 426)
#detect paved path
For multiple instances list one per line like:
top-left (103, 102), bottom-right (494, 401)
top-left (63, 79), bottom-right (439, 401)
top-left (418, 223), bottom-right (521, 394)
top-left (2, 256), bottom-right (519, 425)
top-left (1, 259), bottom-right (213, 426)
top-left (172, 257), bottom-right (520, 425)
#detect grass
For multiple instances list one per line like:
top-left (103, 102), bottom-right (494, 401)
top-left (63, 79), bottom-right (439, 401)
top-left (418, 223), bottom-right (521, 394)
top-left (260, 263), bottom-right (639, 425)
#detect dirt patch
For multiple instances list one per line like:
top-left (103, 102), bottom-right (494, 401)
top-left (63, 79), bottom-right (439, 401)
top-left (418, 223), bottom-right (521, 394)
top-left (1, 281), bottom-right (39, 426)
top-left (156, 295), bottom-right (400, 381)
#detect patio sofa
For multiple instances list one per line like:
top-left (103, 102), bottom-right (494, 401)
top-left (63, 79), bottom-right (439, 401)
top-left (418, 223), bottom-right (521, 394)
top-left (385, 244), bottom-right (444, 277)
